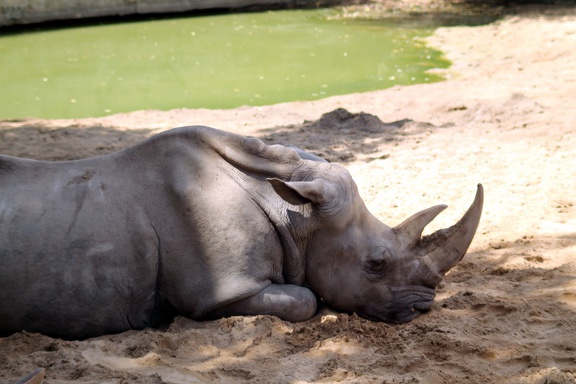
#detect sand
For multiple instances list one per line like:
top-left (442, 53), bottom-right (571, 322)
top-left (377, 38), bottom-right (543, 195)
top-left (1, 5), bottom-right (575, 384)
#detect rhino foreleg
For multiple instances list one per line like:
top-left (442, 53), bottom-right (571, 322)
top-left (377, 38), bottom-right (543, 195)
top-left (208, 284), bottom-right (317, 322)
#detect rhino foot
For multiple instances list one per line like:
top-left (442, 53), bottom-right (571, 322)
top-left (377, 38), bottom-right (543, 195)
top-left (208, 284), bottom-right (317, 322)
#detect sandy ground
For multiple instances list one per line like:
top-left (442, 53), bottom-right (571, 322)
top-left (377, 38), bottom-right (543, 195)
top-left (1, 5), bottom-right (576, 384)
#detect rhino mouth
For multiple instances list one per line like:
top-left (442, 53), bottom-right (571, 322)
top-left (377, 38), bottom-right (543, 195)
top-left (363, 303), bottom-right (432, 324)
top-left (359, 287), bottom-right (435, 323)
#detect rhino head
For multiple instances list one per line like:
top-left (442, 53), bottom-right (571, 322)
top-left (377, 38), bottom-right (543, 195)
top-left (269, 164), bottom-right (483, 323)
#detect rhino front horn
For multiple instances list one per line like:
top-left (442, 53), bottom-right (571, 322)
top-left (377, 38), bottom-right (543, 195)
top-left (421, 184), bottom-right (484, 275)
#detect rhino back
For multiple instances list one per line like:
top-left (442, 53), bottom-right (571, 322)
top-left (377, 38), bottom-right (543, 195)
top-left (0, 153), bottom-right (162, 338)
top-left (0, 128), bottom-right (291, 338)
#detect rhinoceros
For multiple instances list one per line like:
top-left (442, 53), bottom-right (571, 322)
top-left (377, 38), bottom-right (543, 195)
top-left (0, 126), bottom-right (483, 339)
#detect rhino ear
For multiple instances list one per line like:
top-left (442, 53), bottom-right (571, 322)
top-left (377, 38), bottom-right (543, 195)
top-left (267, 178), bottom-right (326, 205)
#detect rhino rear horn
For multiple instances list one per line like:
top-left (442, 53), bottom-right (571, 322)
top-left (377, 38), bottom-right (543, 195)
top-left (394, 204), bottom-right (447, 249)
top-left (421, 184), bottom-right (484, 275)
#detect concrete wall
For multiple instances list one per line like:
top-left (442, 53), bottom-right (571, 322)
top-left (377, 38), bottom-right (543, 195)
top-left (0, 0), bottom-right (327, 27)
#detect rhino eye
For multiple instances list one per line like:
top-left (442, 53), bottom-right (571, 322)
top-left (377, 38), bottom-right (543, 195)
top-left (365, 258), bottom-right (385, 274)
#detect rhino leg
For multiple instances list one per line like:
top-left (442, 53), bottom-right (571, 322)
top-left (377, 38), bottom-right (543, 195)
top-left (208, 284), bottom-right (317, 322)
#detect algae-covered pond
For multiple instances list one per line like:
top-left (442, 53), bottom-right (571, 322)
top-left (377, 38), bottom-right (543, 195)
top-left (0, 9), bottom-right (450, 119)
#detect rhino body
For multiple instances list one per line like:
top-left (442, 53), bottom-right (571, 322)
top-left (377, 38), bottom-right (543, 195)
top-left (0, 126), bottom-right (483, 339)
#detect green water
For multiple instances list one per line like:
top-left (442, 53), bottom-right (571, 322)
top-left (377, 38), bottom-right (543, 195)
top-left (0, 9), bottom-right (450, 119)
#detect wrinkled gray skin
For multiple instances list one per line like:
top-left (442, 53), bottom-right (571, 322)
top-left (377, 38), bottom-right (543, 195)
top-left (0, 126), bottom-right (483, 340)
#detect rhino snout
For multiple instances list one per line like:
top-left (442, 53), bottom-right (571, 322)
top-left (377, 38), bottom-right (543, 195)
top-left (359, 286), bottom-right (436, 323)
top-left (391, 300), bottom-right (434, 324)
